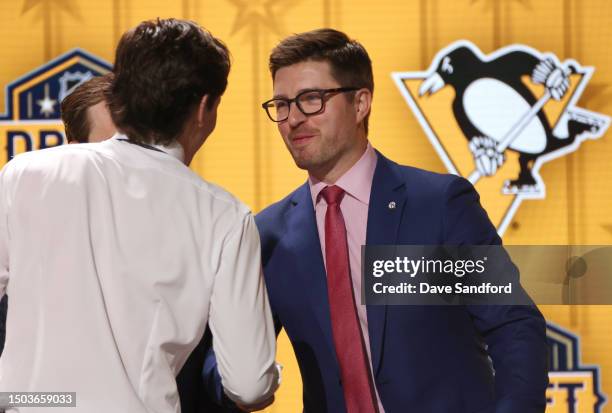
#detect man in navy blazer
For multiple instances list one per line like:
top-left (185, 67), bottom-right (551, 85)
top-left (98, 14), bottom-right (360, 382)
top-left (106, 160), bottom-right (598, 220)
top-left (208, 28), bottom-right (548, 412)
top-left (256, 153), bottom-right (548, 413)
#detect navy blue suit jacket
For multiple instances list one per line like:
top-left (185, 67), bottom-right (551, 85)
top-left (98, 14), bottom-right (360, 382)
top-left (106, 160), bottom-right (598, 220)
top-left (177, 327), bottom-right (228, 413)
top-left (255, 152), bottom-right (548, 413)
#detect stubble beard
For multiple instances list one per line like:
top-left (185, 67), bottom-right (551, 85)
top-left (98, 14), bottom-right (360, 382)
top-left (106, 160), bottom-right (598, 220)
top-left (291, 144), bottom-right (339, 179)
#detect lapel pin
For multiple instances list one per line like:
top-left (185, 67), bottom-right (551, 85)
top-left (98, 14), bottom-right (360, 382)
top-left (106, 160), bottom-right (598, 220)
top-left (388, 201), bottom-right (396, 209)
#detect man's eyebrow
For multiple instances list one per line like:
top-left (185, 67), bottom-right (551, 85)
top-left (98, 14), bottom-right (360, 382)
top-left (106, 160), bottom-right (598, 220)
top-left (272, 88), bottom-right (321, 99)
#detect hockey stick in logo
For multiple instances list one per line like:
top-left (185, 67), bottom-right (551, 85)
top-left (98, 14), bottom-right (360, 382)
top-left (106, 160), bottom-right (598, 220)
top-left (467, 90), bottom-right (551, 185)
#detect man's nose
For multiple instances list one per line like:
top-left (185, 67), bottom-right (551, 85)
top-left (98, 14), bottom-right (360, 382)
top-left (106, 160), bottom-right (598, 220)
top-left (287, 102), bottom-right (307, 127)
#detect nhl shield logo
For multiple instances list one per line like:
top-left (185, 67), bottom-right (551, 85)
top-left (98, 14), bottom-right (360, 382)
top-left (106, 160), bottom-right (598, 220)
top-left (392, 41), bottom-right (610, 235)
top-left (0, 48), bottom-right (111, 167)
top-left (546, 322), bottom-right (605, 412)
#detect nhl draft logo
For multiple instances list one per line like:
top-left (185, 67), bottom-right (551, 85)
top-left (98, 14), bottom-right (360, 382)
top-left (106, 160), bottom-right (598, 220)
top-left (393, 41), bottom-right (610, 235)
top-left (0, 49), bottom-right (111, 167)
top-left (546, 322), bottom-right (605, 412)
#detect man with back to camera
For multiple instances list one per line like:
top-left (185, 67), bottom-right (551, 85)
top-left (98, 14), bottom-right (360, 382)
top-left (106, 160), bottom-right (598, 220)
top-left (0, 18), bottom-right (279, 413)
top-left (1, 63), bottom-right (230, 413)
top-left (207, 28), bottom-right (549, 413)
top-left (58, 61), bottom-right (224, 413)
top-left (61, 73), bottom-right (116, 144)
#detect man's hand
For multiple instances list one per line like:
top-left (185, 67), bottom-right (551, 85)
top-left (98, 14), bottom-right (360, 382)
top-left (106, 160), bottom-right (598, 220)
top-left (469, 136), bottom-right (505, 176)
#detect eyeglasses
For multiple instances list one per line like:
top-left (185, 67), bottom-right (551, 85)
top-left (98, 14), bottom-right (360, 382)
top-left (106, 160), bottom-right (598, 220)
top-left (261, 87), bottom-right (358, 122)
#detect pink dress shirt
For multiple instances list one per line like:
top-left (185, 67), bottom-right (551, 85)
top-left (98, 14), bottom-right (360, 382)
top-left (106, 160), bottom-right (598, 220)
top-left (309, 142), bottom-right (385, 413)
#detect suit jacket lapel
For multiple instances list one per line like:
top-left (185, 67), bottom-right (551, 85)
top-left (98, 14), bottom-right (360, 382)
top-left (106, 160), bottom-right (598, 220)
top-left (366, 152), bottom-right (408, 376)
top-left (285, 183), bottom-right (339, 365)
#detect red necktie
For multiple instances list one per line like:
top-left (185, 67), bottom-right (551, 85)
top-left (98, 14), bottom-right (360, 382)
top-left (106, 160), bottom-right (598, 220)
top-left (321, 185), bottom-right (378, 413)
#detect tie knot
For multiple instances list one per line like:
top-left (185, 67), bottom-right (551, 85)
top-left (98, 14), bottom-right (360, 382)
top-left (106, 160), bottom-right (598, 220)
top-left (321, 185), bottom-right (345, 205)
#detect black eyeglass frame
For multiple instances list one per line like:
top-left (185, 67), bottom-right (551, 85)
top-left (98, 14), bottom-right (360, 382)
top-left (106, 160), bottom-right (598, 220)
top-left (261, 87), bottom-right (359, 122)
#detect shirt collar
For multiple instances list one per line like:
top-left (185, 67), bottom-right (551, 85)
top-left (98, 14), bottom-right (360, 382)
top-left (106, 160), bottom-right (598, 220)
top-left (309, 141), bottom-right (378, 207)
top-left (111, 133), bottom-right (185, 163)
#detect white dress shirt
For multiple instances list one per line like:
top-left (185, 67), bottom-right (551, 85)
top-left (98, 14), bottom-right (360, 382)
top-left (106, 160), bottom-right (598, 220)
top-left (0, 134), bottom-right (279, 412)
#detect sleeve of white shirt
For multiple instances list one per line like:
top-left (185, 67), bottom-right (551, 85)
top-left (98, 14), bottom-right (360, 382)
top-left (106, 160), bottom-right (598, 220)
top-left (0, 164), bottom-right (10, 299)
top-left (208, 212), bottom-right (279, 406)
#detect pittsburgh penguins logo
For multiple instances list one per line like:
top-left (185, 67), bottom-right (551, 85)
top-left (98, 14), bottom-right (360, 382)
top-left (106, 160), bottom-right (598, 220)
top-left (393, 41), bottom-right (610, 235)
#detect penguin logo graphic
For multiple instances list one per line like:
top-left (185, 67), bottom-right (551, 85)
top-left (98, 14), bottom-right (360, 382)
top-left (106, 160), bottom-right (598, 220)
top-left (393, 41), bottom-right (610, 235)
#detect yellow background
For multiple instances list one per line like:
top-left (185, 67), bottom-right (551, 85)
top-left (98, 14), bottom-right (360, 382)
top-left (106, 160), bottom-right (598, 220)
top-left (1, 1), bottom-right (611, 411)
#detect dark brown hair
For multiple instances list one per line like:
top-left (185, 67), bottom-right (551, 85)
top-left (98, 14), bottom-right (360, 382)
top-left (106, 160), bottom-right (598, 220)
top-left (61, 74), bottom-right (113, 143)
top-left (269, 28), bottom-right (373, 133)
top-left (107, 18), bottom-right (230, 145)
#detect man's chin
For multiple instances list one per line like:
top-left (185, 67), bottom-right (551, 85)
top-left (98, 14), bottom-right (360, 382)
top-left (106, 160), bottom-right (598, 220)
top-left (290, 149), bottom-right (330, 175)
top-left (290, 155), bottom-right (317, 171)
top-left (289, 150), bottom-right (314, 170)
top-left (293, 158), bottom-right (313, 171)
top-left (294, 158), bottom-right (331, 179)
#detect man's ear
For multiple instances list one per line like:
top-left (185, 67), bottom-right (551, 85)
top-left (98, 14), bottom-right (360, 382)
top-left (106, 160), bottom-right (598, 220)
top-left (197, 95), bottom-right (210, 127)
top-left (354, 88), bottom-right (372, 125)
top-left (197, 95), bottom-right (221, 127)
